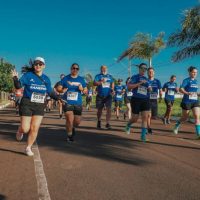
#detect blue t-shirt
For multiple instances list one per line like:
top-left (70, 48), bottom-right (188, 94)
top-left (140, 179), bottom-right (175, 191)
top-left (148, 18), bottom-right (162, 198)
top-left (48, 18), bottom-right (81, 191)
top-left (148, 78), bottom-right (162, 100)
top-left (94, 73), bottom-right (114, 97)
top-left (130, 74), bottom-right (150, 99)
top-left (88, 89), bottom-right (93, 96)
top-left (163, 81), bottom-right (178, 101)
top-left (20, 72), bottom-right (52, 102)
top-left (61, 74), bottom-right (86, 105)
top-left (124, 85), bottom-right (133, 100)
top-left (114, 85), bottom-right (124, 101)
top-left (181, 77), bottom-right (199, 103)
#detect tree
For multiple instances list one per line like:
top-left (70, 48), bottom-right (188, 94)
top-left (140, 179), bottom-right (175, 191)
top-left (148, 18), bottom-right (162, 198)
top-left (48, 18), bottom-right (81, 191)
top-left (84, 73), bottom-right (93, 88)
top-left (118, 32), bottom-right (165, 67)
top-left (0, 58), bottom-right (15, 92)
top-left (168, 5), bottom-right (200, 62)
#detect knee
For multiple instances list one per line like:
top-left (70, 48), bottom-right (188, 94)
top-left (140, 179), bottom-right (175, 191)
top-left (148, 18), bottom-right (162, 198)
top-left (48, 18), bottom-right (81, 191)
top-left (74, 120), bottom-right (81, 127)
top-left (21, 127), bottom-right (30, 134)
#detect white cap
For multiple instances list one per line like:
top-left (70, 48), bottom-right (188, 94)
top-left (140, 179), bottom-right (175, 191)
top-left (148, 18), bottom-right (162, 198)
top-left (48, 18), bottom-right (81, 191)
top-left (34, 57), bottom-right (45, 64)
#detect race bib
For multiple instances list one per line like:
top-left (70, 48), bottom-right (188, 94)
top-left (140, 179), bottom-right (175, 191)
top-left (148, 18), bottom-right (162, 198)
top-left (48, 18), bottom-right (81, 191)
top-left (150, 93), bottom-right (158, 99)
top-left (168, 90), bottom-right (175, 96)
top-left (67, 92), bottom-right (78, 101)
top-left (102, 82), bottom-right (110, 88)
top-left (127, 91), bottom-right (133, 97)
top-left (189, 93), bottom-right (198, 100)
top-left (31, 92), bottom-right (45, 103)
top-left (137, 86), bottom-right (147, 95)
top-left (116, 94), bottom-right (122, 99)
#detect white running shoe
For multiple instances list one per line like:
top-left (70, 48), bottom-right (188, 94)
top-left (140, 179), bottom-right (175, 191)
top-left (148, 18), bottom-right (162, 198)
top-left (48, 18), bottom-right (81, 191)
top-left (173, 126), bottom-right (179, 135)
top-left (25, 146), bottom-right (34, 156)
top-left (16, 131), bottom-right (23, 141)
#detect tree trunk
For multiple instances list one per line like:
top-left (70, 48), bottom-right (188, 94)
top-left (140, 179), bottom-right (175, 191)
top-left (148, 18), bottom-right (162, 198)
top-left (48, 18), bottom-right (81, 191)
top-left (148, 57), bottom-right (152, 68)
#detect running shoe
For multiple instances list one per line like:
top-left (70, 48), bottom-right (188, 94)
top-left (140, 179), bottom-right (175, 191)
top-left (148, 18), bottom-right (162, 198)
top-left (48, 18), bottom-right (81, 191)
top-left (16, 131), bottom-right (23, 141)
top-left (59, 114), bottom-right (62, 119)
top-left (97, 121), bottom-right (101, 129)
top-left (117, 116), bottom-right (119, 120)
top-left (67, 135), bottom-right (74, 142)
top-left (105, 123), bottom-right (111, 130)
top-left (148, 128), bottom-right (153, 135)
top-left (173, 124), bottom-right (179, 135)
top-left (166, 119), bottom-right (171, 124)
top-left (25, 146), bottom-right (34, 156)
top-left (125, 123), bottom-right (131, 135)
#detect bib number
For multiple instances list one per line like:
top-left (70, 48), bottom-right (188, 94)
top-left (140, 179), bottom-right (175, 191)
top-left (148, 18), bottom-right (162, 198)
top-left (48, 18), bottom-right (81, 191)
top-left (150, 93), bottom-right (158, 99)
top-left (168, 90), bottom-right (175, 96)
top-left (189, 93), bottom-right (198, 100)
top-left (102, 82), bottom-right (110, 88)
top-left (116, 94), bottom-right (122, 99)
top-left (31, 92), bottom-right (45, 103)
top-left (67, 92), bottom-right (78, 101)
top-left (137, 86), bottom-right (147, 95)
top-left (127, 92), bottom-right (133, 97)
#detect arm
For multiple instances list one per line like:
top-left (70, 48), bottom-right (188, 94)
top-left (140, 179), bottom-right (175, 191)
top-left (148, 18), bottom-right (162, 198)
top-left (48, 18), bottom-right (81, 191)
top-left (11, 69), bottom-right (22, 89)
top-left (128, 80), bottom-right (147, 90)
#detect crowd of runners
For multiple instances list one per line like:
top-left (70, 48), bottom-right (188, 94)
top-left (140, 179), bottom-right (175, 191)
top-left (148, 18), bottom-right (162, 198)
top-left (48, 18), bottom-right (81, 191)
top-left (8, 57), bottom-right (200, 156)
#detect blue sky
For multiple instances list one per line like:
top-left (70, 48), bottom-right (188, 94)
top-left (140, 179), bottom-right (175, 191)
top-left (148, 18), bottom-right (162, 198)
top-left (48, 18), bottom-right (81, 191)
top-left (0, 0), bottom-right (199, 85)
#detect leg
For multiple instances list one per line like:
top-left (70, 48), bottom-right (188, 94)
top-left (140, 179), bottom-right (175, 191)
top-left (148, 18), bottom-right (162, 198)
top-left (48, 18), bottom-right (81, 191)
top-left (27, 116), bottom-right (43, 147)
top-left (127, 103), bottom-right (132, 119)
top-left (192, 107), bottom-right (200, 137)
top-left (65, 111), bottom-right (74, 136)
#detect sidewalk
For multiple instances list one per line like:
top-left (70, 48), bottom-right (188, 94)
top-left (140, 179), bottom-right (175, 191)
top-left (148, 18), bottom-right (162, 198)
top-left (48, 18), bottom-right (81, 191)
top-left (0, 101), bottom-right (11, 109)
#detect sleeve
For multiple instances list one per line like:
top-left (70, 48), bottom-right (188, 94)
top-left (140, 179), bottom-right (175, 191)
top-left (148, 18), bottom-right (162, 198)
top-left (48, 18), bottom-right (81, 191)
top-left (162, 83), bottom-right (166, 89)
top-left (129, 75), bottom-right (137, 84)
top-left (94, 74), bottom-right (99, 82)
top-left (180, 79), bottom-right (187, 88)
top-left (19, 73), bottom-right (28, 87)
top-left (110, 75), bottom-right (114, 83)
top-left (46, 78), bottom-right (53, 95)
top-left (13, 76), bottom-right (22, 89)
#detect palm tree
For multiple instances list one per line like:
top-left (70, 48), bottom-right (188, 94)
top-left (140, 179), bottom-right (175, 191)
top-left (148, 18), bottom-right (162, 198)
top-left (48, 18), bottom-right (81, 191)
top-left (118, 32), bottom-right (165, 67)
top-left (168, 5), bottom-right (200, 62)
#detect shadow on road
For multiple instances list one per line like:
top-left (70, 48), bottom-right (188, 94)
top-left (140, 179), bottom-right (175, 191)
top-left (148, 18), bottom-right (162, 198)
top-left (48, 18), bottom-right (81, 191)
top-left (0, 194), bottom-right (7, 200)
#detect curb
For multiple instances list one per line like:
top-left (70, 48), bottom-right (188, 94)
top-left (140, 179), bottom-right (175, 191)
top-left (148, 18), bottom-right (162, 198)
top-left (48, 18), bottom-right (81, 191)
top-left (0, 103), bottom-right (11, 110)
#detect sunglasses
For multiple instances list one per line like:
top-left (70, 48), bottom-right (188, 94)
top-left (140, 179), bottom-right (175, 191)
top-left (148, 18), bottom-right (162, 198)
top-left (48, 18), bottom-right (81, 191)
top-left (72, 67), bottom-right (79, 70)
top-left (34, 62), bottom-right (44, 66)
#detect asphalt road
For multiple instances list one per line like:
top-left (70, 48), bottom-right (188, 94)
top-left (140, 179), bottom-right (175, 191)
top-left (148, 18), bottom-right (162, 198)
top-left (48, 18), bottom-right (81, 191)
top-left (0, 106), bottom-right (200, 200)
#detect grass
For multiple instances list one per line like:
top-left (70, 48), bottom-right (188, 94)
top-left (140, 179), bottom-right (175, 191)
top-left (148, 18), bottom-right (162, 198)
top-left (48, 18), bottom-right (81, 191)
top-left (83, 95), bottom-right (196, 118)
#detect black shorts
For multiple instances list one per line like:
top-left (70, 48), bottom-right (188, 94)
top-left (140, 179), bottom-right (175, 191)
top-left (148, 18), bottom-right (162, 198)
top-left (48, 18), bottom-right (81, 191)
top-left (164, 99), bottom-right (174, 107)
top-left (150, 99), bottom-right (158, 117)
top-left (124, 97), bottom-right (131, 104)
top-left (96, 95), bottom-right (112, 109)
top-left (115, 100), bottom-right (123, 108)
top-left (86, 96), bottom-right (92, 104)
top-left (131, 97), bottom-right (150, 114)
top-left (19, 98), bottom-right (45, 116)
top-left (63, 104), bottom-right (82, 115)
top-left (181, 102), bottom-right (200, 110)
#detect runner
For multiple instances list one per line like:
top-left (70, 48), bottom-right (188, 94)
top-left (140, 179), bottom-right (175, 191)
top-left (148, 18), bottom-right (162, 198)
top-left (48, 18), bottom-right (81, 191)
top-left (93, 65), bottom-right (114, 129)
top-left (173, 66), bottom-right (200, 139)
top-left (54, 74), bottom-right (65, 119)
top-left (11, 57), bottom-right (58, 156)
top-left (162, 75), bottom-right (179, 124)
top-left (114, 79), bottom-right (125, 119)
top-left (124, 77), bottom-right (132, 120)
top-left (86, 86), bottom-right (93, 110)
top-left (125, 63), bottom-right (151, 142)
top-left (147, 67), bottom-right (162, 134)
top-left (60, 63), bottom-right (87, 142)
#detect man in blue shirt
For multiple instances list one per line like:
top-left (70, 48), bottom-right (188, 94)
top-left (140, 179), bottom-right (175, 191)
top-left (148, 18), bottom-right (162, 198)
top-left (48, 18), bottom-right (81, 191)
top-left (94, 65), bottom-right (114, 129)
top-left (125, 63), bottom-right (152, 142)
top-left (173, 66), bottom-right (200, 139)
top-left (162, 75), bottom-right (179, 124)
top-left (147, 67), bottom-right (162, 134)
top-left (60, 63), bottom-right (87, 142)
top-left (114, 79), bottom-right (125, 119)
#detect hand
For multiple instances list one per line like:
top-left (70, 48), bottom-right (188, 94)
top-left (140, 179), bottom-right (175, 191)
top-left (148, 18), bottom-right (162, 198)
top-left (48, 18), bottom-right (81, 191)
top-left (140, 80), bottom-right (147, 84)
top-left (67, 81), bottom-right (72, 85)
top-left (78, 84), bottom-right (83, 91)
top-left (11, 69), bottom-right (18, 78)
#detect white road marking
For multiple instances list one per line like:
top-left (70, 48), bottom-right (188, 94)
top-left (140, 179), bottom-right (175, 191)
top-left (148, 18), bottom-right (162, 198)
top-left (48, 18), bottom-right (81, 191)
top-left (178, 138), bottom-right (200, 146)
top-left (32, 143), bottom-right (51, 200)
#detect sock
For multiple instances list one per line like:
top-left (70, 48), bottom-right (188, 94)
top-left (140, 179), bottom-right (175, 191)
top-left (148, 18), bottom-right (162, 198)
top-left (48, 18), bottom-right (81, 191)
top-left (195, 125), bottom-right (200, 136)
top-left (175, 120), bottom-right (181, 128)
top-left (68, 132), bottom-right (72, 137)
top-left (141, 127), bottom-right (147, 135)
top-left (127, 122), bottom-right (132, 127)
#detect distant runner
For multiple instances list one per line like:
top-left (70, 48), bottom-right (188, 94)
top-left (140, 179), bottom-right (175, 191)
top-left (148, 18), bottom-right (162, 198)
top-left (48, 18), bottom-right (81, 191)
top-left (162, 75), bottom-right (178, 125)
top-left (124, 77), bottom-right (132, 120)
top-left (86, 86), bottom-right (93, 110)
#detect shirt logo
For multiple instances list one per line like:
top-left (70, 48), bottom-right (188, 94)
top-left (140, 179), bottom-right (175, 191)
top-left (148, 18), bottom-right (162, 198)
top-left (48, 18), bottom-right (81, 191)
top-left (30, 79), bottom-right (35, 82)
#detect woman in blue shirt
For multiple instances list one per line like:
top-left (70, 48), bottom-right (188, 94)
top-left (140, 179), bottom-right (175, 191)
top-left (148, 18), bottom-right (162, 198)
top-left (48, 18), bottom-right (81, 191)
top-left (173, 66), bottom-right (200, 138)
top-left (12, 57), bottom-right (56, 156)
top-left (60, 63), bottom-right (87, 142)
